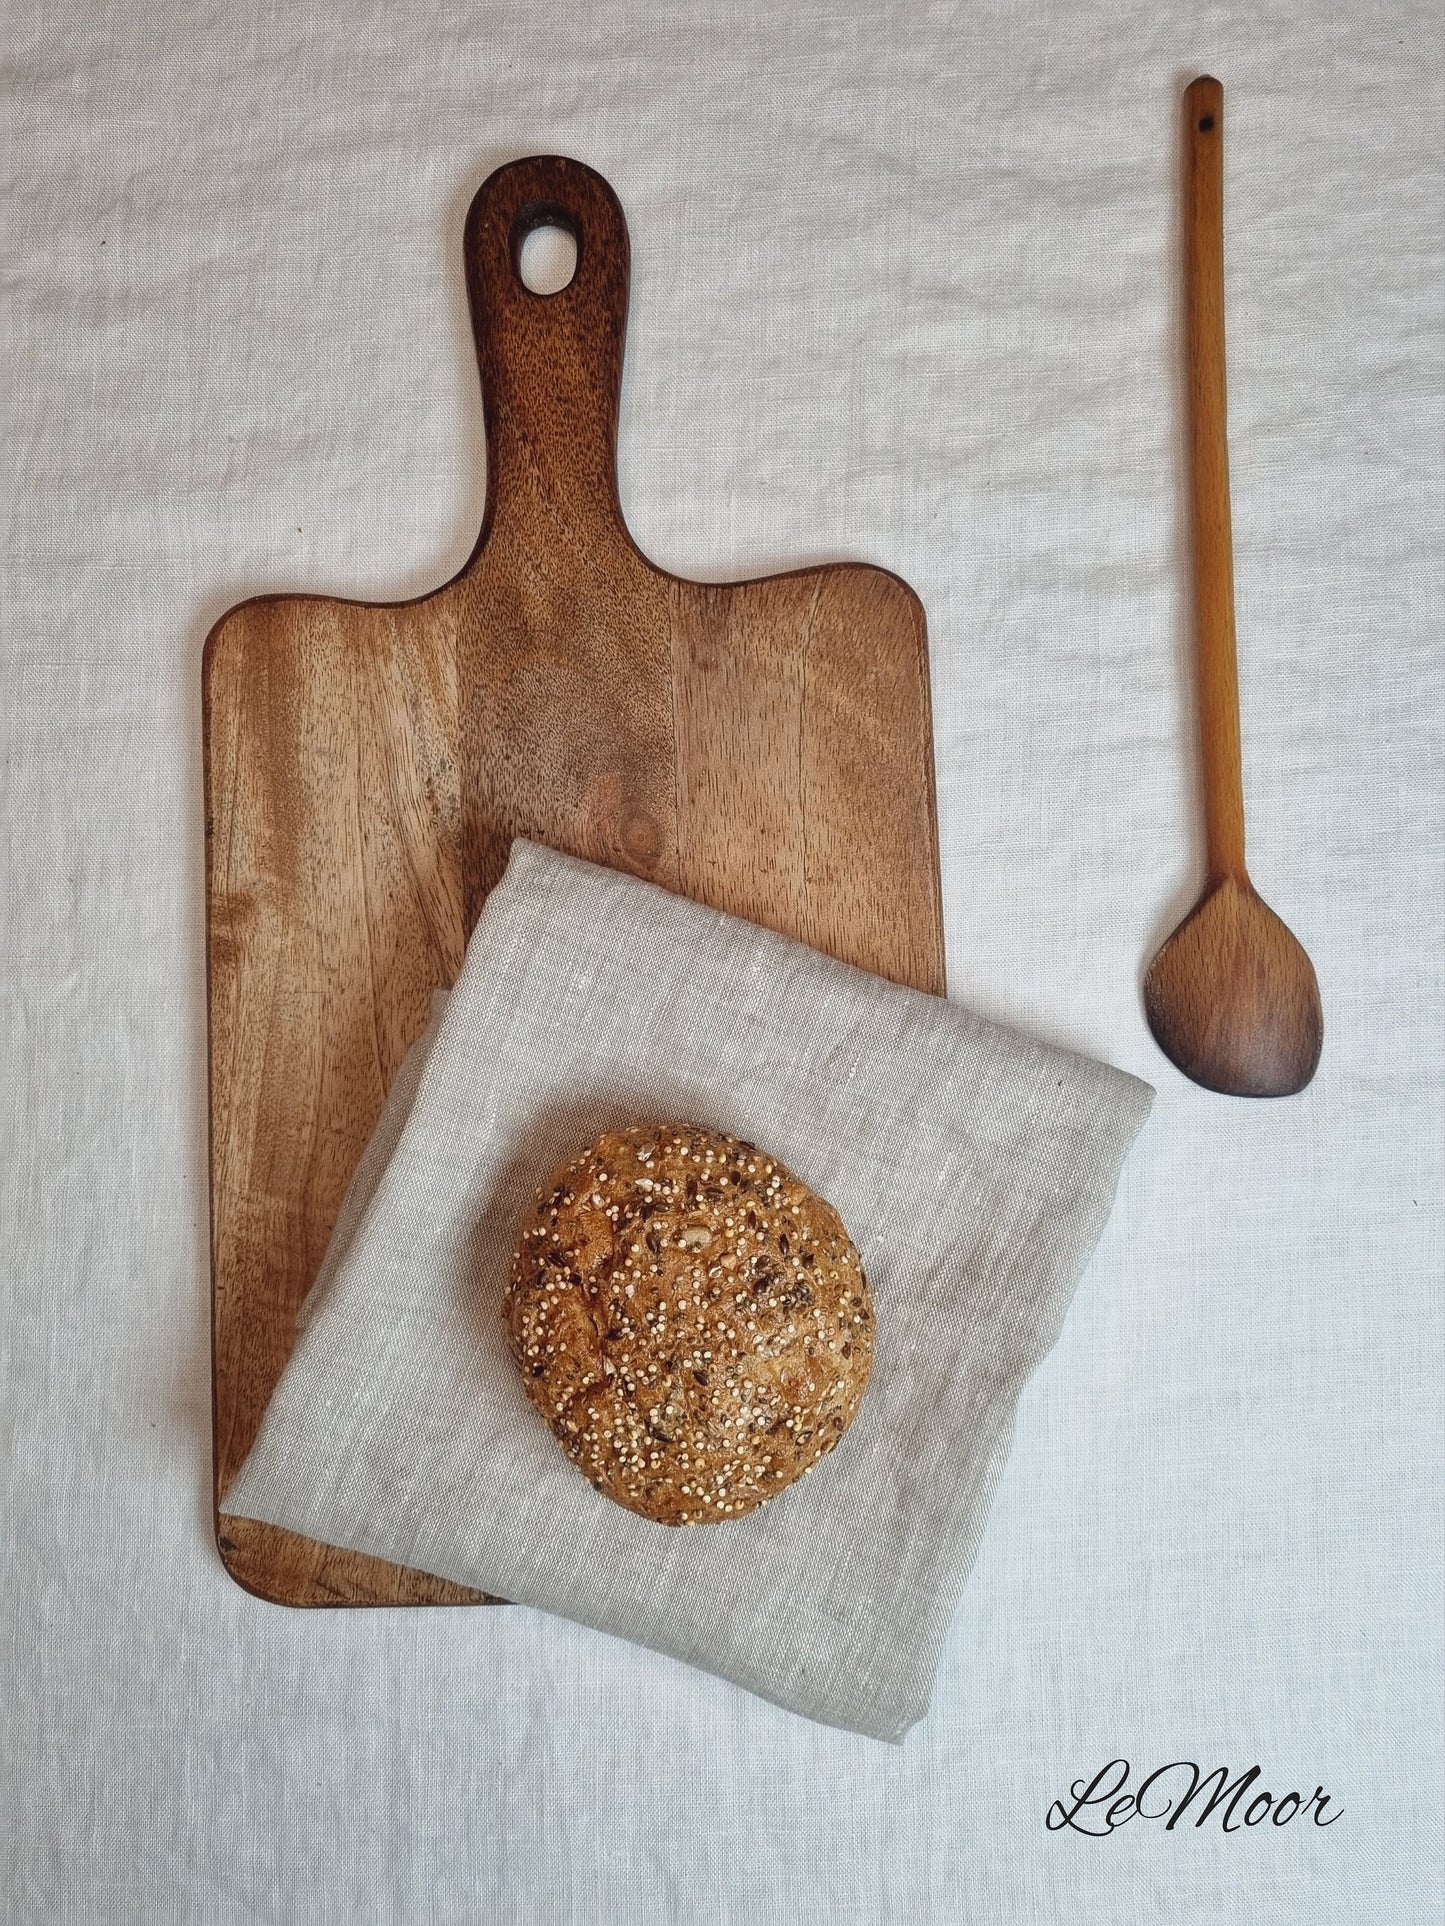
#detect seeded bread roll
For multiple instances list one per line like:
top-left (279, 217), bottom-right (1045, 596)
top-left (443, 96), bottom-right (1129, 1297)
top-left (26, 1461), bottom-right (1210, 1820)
top-left (505, 1124), bottom-right (874, 1525)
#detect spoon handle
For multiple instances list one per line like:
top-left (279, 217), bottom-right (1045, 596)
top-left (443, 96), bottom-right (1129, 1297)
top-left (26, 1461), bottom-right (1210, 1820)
top-left (1184, 75), bottom-right (1247, 883)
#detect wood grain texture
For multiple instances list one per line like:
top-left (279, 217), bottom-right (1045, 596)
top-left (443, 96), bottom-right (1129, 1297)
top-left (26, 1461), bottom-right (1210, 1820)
top-left (1181, 74), bottom-right (1245, 883)
top-left (1144, 874), bottom-right (1322, 1097)
top-left (1143, 82), bottom-right (1322, 1099)
top-left (203, 155), bottom-right (945, 1607)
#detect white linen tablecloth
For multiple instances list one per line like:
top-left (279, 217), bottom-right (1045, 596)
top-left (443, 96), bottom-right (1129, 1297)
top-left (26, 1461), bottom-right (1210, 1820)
top-left (2, 2), bottom-right (1440, 1920)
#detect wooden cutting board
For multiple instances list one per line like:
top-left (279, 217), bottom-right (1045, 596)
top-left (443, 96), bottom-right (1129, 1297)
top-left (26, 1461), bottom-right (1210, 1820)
top-left (203, 156), bottom-right (945, 1607)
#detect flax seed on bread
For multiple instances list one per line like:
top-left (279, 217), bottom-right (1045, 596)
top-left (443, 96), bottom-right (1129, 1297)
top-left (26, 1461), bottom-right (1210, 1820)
top-left (504, 1123), bottom-right (874, 1525)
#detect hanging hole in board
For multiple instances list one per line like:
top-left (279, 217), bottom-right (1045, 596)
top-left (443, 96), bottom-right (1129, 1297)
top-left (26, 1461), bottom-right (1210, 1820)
top-left (514, 206), bottom-right (580, 296)
top-left (1198, 114), bottom-right (1215, 132)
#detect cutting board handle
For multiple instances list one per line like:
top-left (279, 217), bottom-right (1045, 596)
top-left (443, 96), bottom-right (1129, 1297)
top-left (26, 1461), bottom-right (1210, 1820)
top-left (465, 156), bottom-right (632, 553)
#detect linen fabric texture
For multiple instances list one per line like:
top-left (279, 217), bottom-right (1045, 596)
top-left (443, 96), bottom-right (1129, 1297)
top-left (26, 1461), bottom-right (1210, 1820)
top-left (222, 840), bottom-right (1153, 1740)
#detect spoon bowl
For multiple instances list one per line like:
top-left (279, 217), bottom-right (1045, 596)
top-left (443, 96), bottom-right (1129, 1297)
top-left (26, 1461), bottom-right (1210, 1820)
top-left (1144, 875), bottom-right (1323, 1096)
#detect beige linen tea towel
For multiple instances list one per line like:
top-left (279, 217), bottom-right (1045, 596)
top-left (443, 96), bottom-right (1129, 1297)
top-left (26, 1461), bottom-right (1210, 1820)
top-left (222, 839), bottom-right (1152, 1740)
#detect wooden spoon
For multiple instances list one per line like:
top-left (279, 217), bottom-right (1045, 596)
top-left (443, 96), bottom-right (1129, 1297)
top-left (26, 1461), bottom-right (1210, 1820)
top-left (1143, 76), bottom-right (1323, 1096)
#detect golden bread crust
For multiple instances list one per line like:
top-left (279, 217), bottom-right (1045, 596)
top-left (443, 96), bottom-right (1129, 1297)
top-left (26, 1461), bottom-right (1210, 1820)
top-left (504, 1124), bottom-right (873, 1525)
